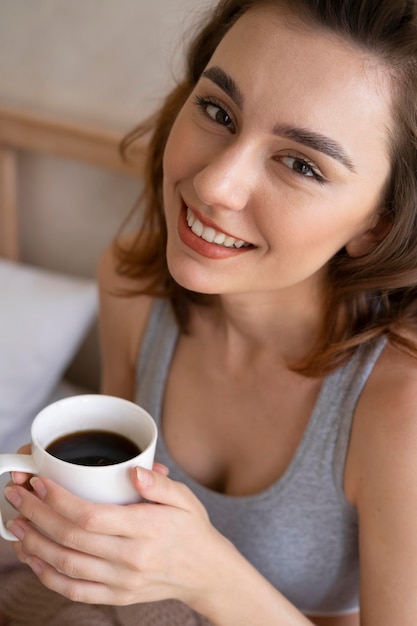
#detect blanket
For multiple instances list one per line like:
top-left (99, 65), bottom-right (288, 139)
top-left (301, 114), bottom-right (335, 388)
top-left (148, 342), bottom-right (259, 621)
top-left (0, 539), bottom-right (213, 626)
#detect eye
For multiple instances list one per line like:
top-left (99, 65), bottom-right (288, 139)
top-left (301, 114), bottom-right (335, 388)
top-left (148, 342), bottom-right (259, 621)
top-left (280, 155), bottom-right (324, 183)
top-left (194, 95), bottom-right (235, 132)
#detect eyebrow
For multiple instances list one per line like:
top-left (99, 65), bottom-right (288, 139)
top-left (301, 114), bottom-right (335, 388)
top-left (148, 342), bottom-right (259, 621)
top-left (201, 65), bottom-right (356, 173)
top-left (202, 66), bottom-right (244, 109)
top-left (272, 124), bottom-right (356, 172)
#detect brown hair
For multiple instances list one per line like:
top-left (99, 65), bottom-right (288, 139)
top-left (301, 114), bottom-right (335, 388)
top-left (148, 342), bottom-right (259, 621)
top-left (117, 0), bottom-right (417, 376)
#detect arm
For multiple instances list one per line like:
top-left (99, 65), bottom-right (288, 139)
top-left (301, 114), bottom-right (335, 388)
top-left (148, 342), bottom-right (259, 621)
top-left (6, 468), bottom-right (313, 626)
top-left (97, 240), bottom-right (152, 398)
top-left (347, 344), bottom-right (417, 625)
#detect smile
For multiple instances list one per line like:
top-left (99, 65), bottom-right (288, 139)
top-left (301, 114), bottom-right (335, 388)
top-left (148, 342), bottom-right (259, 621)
top-left (186, 207), bottom-right (252, 248)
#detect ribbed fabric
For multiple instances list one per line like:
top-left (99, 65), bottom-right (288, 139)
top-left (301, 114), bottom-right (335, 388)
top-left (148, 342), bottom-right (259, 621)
top-left (136, 298), bottom-right (386, 616)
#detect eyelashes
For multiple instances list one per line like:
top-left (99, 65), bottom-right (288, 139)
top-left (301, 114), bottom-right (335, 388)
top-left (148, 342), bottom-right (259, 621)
top-left (278, 154), bottom-right (325, 183)
top-left (194, 95), bottom-right (236, 131)
top-left (193, 94), bottom-right (326, 184)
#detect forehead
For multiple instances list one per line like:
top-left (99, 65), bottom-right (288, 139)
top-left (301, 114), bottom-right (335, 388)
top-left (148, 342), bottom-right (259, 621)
top-left (206, 5), bottom-right (393, 170)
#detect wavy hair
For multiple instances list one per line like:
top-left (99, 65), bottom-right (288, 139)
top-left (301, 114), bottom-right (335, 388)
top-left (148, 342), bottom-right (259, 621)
top-left (117, 0), bottom-right (417, 376)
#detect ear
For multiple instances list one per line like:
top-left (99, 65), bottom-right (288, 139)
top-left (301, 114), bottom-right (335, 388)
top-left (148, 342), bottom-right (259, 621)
top-left (345, 213), bottom-right (392, 258)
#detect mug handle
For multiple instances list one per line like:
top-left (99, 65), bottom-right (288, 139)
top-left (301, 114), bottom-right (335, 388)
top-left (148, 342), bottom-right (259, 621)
top-left (0, 454), bottom-right (37, 541)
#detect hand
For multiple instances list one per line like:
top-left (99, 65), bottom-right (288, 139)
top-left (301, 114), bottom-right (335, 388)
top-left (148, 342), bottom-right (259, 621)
top-left (11, 443), bottom-right (32, 488)
top-left (4, 465), bottom-right (231, 609)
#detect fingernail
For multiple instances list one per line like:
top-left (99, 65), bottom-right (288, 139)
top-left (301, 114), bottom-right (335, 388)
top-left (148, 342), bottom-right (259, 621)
top-left (136, 466), bottom-right (153, 487)
top-left (4, 486), bottom-right (22, 508)
top-left (6, 520), bottom-right (25, 541)
top-left (30, 477), bottom-right (47, 499)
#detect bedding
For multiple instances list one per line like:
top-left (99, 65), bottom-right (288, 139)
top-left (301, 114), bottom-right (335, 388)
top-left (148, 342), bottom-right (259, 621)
top-left (0, 259), bottom-right (97, 454)
top-left (0, 536), bottom-right (212, 625)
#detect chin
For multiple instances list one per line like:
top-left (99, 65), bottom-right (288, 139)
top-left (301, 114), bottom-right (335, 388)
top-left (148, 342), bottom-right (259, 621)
top-left (166, 255), bottom-right (222, 296)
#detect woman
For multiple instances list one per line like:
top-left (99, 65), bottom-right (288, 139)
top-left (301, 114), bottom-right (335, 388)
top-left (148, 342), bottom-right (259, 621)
top-left (5, 1), bottom-right (417, 624)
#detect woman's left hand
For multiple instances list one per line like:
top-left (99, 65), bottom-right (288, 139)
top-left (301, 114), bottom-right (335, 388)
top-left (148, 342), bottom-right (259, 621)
top-left (4, 466), bottom-right (228, 608)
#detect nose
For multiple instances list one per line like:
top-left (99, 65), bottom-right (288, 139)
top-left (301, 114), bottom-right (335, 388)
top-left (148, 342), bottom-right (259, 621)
top-left (193, 141), bottom-right (257, 212)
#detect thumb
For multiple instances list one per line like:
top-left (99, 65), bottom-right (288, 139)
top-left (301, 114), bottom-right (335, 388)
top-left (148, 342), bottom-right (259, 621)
top-left (133, 466), bottom-right (206, 515)
top-left (152, 462), bottom-right (170, 477)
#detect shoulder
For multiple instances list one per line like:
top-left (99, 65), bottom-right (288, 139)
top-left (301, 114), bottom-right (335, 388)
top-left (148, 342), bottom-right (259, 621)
top-left (97, 234), bottom-right (146, 292)
top-left (97, 236), bottom-right (155, 398)
top-left (347, 339), bottom-right (417, 505)
top-left (97, 235), bottom-right (154, 333)
top-left (346, 341), bottom-right (417, 621)
top-left (345, 338), bottom-right (417, 621)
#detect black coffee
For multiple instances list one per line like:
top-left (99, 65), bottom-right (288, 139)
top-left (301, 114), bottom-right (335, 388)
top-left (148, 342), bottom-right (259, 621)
top-left (46, 430), bottom-right (141, 466)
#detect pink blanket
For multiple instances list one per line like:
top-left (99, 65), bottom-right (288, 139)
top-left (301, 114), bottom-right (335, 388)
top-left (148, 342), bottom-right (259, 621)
top-left (0, 539), bottom-right (213, 626)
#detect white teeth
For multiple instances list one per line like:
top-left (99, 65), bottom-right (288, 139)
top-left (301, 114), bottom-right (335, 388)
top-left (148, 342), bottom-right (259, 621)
top-left (186, 207), bottom-right (251, 249)
top-left (202, 226), bottom-right (216, 243)
top-left (213, 232), bottom-right (226, 245)
top-left (187, 210), bottom-right (195, 227)
top-left (224, 236), bottom-right (236, 247)
top-left (192, 218), bottom-right (204, 237)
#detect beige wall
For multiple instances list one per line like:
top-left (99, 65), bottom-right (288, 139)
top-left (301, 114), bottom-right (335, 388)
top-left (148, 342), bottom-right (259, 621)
top-left (0, 0), bottom-right (211, 126)
top-left (0, 0), bottom-right (215, 388)
top-left (0, 0), bottom-right (212, 277)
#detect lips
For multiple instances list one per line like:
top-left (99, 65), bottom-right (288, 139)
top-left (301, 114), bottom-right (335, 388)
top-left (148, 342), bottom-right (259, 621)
top-left (185, 207), bottom-right (252, 249)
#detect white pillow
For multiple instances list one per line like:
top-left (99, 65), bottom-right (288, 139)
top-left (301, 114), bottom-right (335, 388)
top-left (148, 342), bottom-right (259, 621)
top-left (0, 259), bottom-right (97, 453)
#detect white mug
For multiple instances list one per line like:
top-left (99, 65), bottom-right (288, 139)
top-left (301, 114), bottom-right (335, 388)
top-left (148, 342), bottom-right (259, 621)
top-left (0, 394), bottom-right (157, 541)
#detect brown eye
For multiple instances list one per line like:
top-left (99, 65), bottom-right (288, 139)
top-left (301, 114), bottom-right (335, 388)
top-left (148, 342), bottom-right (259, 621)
top-left (206, 103), bottom-right (232, 127)
top-left (279, 155), bottom-right (326, 183)
top-left (282, 156), bottom-right (315, 177)
top-left (194, 95), bottom-right (235, 132)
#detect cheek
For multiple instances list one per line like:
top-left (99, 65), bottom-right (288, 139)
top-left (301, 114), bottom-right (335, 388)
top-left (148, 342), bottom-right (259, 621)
top-left (163, 106), bottom-right (212, 186)
top-left (162, 121), bottom-right (196, 220)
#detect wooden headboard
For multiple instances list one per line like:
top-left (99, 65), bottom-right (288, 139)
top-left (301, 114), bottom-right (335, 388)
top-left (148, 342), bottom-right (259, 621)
top-left (0, 104), bottom-right (146, 261)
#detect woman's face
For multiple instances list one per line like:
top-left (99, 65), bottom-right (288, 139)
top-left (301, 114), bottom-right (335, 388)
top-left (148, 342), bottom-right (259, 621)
top-left (162, 6), bottom-right (393, 297)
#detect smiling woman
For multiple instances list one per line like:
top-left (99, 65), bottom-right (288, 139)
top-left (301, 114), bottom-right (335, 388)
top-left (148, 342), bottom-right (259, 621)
top-left (161, 6), bottom-right (391, 301)
top-left (6, 2), bottom-right (417, 626)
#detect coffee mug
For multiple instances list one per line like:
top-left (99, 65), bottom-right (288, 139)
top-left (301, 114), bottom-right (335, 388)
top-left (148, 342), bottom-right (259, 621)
top-left (0, 394), bottom-right (158, 541)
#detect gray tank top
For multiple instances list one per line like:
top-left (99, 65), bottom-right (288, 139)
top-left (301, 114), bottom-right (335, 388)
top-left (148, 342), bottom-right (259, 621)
top-left (136, 298), bottom-right (386, 617)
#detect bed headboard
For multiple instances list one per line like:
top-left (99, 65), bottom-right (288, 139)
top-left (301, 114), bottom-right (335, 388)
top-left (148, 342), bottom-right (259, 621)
top-left (0, 104), bottom-right (149, 450)
top-left (0, 104), bottom-right (146, 261)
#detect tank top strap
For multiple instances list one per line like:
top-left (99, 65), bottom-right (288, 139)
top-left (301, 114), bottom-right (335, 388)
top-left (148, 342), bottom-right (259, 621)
top-left (330, 337), bottom-right (387, 496)
top-left (136, 298), bottom-right (179, 420)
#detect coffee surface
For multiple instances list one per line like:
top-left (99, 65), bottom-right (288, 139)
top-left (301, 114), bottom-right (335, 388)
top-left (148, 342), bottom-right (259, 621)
top-left (46, 430), bottom-right (141, 466)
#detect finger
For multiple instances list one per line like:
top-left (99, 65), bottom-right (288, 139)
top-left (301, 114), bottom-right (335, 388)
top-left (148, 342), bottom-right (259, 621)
top-left (32, 556), bottom-right (147, 606)
top-left (11, 518), bottom-right (123, 587)
top-left (134, 467), bottom-right (208, 517)
top-left (30, 477), bottom-right (143, 537)
top-left (11, 444), bottom-right (33, 485)
top-left (15, 550), bottom-right (122, 606)
top-left (11, 523), bottom-right (151, 607)
top-left (6, 485), bottom-right (104, 557)
top-left (11, 472), bottom-right (33, 487)
top-left (5, 481), bottom-right (131, 555)
top-left (152, 462), bottom-right (170, 476)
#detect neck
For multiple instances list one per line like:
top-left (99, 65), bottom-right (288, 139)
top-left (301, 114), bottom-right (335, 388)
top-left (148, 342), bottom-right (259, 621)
top-left (203, 280), bottom-right (327, 370)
